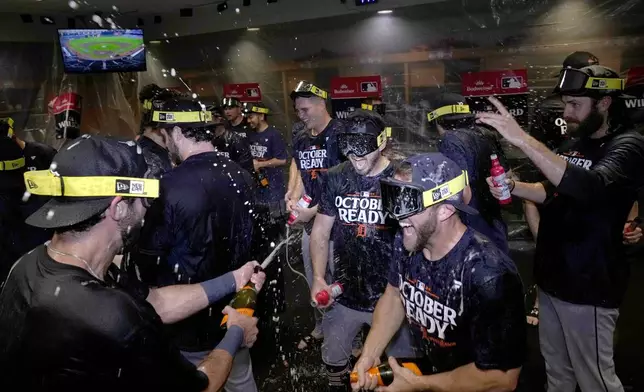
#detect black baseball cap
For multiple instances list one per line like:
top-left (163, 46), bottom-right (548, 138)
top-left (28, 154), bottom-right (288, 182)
top-left (552, 51), bottom-right (599, 77)
top-left (151, 98), bottom-right (213, 128)
top-left (222, 97), bottom-right (241, 108)
top-left (427, 92), bottom-right (472, 123)
top-left (242, 102), bottom-right (270, 116)
top-left (26, 135), bottom-right (154, 229)
top-left (290, 80), bottom-right (328, 101)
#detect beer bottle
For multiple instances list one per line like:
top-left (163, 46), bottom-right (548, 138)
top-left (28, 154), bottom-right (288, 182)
top-left (349, 360), bottom-right (423, 386)
top-left (220, 281), bottom-right (257, 328)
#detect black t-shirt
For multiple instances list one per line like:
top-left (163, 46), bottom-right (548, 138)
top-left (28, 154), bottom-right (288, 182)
top-left (0, 245), bottom-right (208, 392)
top-left (212, 130), bottom-right (255, 175)
top-left (137, 135), bottom-right (172, 177)
top-left (230, 118), bottom-right (250, 139)
top-left (135, 152), bottom-right (255, 351)
top-left (535, 130), bottom-right (644, 308)
top-left (292, 119), bottom-right (346, 233)
top-left (23, 141), bottom-right (57, 172)
top-left (319, 161), bottom-right (397, 312)
top-left (437, 127), bottom-right (509, 254)
top-left (388, 228), bottom-right (526, 373)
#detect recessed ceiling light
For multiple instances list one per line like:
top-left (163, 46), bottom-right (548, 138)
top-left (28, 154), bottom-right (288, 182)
top-left (247, 27), bottom-right (260, 31)
top-left (378, 10), bottom-right (393, 14)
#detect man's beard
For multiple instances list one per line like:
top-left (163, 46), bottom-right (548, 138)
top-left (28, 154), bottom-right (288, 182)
top-left (167, 139), bottom-right (182, 165)
top-left (119, 218), bottom-right (144, 250)
top-left (569, 106), bottom-right (604, 138)
top-left (407, 210), bottom-right (437, 253)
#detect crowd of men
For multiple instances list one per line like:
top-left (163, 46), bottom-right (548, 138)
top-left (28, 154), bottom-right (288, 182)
top-left (0, 50), bottom-right (643, 392)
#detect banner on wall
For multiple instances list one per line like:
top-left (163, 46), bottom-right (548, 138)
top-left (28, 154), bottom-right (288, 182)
top-left (624, 66), bottom-right (644, 126)
top-left (330, 75), bottom-right (382, 119)
top-left (461, 69), bottom-right (529, 127)
top-left (223, 83), bottom-right (262, 102)
top-left (48, 92), bottom-right (83, 139)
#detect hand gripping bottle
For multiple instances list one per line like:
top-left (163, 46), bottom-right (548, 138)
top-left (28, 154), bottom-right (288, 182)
top-left (490, 154), bottom-right (512, 205)
top-left (350, 360), bottom-right (423, 386)
top-left (220, 281), bottom-right (257, 328)
top-left (310, 282), bottom-right (343, 307)
top-left (287, 194), bottom-right (312, 225)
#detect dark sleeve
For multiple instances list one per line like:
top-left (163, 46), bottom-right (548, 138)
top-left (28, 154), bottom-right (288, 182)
top-left (557, 134), bottom-right (644, 205)
top-left (234, 136), bottom-right (255, 174)
top-left (126, 326), bottom-right (209, 391)
top-left (470, 273), bottom-right (526, 371)
top-left (40, 144), bottom-right (57, 168)
top-left (317, 167), bottom-right (338, 217)
top-left (271, 130), bottom-right (288, 160)
top-left (137, 180), bottom-right (174, 256)
top-left (387, 236), bottom-right (403, 287)
top-left (438, 136), bottom-right (470, 174)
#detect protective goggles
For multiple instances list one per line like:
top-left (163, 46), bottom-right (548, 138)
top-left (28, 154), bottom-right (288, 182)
top-left (291, 81), bottom-right (328, 100)
top-left (361, 103), bottom-right (386, 116)
top-left (380, 170), bottom-right (469, 220)
top-left (338, 123), bottom-right (391, 158)
top-left (24, 170), bottom-right (160, 208)
top-left (554, 68), bottom-right (624, 96)
top-left (242, 105), bottom-right (270, 116)
top-left (222, 97), bottom-right (241, 108)
top-left (427, 104), bottom-right (470, 122)
top-left (1, 117), bottom-right (15, 138)
top-left (152, 110), bottom-right (212, 124)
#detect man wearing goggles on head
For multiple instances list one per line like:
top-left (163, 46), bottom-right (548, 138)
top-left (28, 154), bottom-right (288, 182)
top-left (477, 65), bottom-right (644, 392)
top-left (222, 97), bottom-right (250, 138)
top-left (352, 153), bottom-right (526, 392)
top-left (130, 98), bottom-right (261, 392)
top-left (138, 84), bottom-right (178, 175)
top-left (288, 80), bottom-right (347, 343)
top-left (0, 135), bottom-right (263, 392)
top-left (208, 103), bottom-right (254, 175)
top-left (309, 109), bottom-right (416, 391)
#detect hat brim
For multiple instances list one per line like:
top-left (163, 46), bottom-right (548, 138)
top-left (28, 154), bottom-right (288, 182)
top-left (26, 196), bottom-right (113, 229)
top-left (449, 201), bottom-right (479, 215)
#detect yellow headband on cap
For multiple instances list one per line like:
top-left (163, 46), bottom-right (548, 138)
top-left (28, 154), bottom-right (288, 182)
top-left (0, 157), bottom-right (25, 171)
top-left (584, 77), bottom-right (625, 90)
top-left (421, 170), bottom-right (469, 207)
top-left (24, 170), bottom-right (160, 198)
top-left (427, 104), bottom-right (471, 122)
top-left (152, 111), bottom-right (213, 123)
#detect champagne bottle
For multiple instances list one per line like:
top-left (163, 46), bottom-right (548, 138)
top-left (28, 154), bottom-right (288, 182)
top-left (220, 281), bottom-right (257, 328)
top-left (349, 361), bottom-right (422, 386)
top-left (257, 170), bottom-right (269, 187)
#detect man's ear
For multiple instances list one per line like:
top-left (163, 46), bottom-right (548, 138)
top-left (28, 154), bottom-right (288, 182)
top-left (437, 203), bottom-right (457, 222)
top-left (107, 196), bottom-right (127, 222)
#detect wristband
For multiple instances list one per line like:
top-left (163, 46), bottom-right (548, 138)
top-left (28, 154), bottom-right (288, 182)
top-left (215, 325), bottom-right (244, 357)
top-left (199, 272), bottom-right (236, 303)
top-left (509, 179), bottom-right (516, 193)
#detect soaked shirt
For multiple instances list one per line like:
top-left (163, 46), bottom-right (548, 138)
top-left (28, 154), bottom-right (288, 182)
top-left (248, 126), bottom-right (288, 204)
top-left (388, 228), bottom-right (526, 373)
top-left (0, 246), bottom-right (208, 392)
top-left (319, 161), bottom-right (397, 312)
top-left (137, 135), bottom-right (172, 177)
top-left (212, 129), bottom-right (254, 175)
top-left (136, 152), bottom-right (255, 352)
top-left (23, 141), bottom-right (57, 172)
top-left (536, 129), bottom-right (644, 308)
top-left (230, 118), bottom-right (250, 139)
top-left (438, 127), bottom-right (509, 254)
top-left (292, 119), bottom-right (346, 233)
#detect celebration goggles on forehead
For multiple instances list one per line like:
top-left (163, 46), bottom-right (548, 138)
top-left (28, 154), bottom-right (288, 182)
top-left (427, 104), bottom-right (470, 122)
top-left (291, 81), bottom-right (328, 100)
top-left (222, 97), bottom-right (241, 108)
top-left (360, 103), bottom-right (391, 134)
top-left (553, 68), bottom-right (624, 96)
top-left (338, 120), bottom-right (391, 158)
top-left (24, 170), bottom-right (160, 208)
top-left (152, 110), bottom-right (213, 124)
top-left (380, 170), bottom-right (469, 220)
top-left (242, 104), bottom-right (270, 116)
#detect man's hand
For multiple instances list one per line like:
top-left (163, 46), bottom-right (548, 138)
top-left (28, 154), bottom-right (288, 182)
top-left (232, 261), bottom-right (265, 291)
top-left (290, 204), bottom-right (317, 224)
top-left (351, 355), bottom-right (381, 391)
top-left (222, 306), bottom-right (259, 348)
top-left (475, 96), bottom-right (528, 146)
top-left (250, 267), bottom-right (266, 292)
top-left (310, 276), bottom-right (332, 308)
top-left (285, 190), bottom-right (296, 212)
top-left (376, 357), bottom-right (422, 392)
top-left (623, 222), bottom-right (642, 245)
top-left (253, 160), bottom-right (264, 172)
top-left (486, 176), bottom-right (514, 200)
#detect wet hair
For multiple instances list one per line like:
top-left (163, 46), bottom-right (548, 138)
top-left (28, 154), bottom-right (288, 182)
top-left (394, 161), bottom-right (413, 181)
top-left (54, 198), bottom-right (136, 235)
top-left (347, 108), bottom-right (385, 129)
top-left (166, 124), bottom-right (216, 143)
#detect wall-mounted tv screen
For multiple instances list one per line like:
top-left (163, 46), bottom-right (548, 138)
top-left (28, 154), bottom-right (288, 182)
top-left (58, 29), bottom-right (146, 74)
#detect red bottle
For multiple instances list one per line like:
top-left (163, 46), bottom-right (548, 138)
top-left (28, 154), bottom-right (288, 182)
top-left (287, 194), bottom-right (312, 225)
top-left (490, 154), bottom-right (512, 205)
top-left (311, 282), bottom-right (343, 307)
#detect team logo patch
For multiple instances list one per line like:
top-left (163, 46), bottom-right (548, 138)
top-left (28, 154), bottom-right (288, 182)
top-left (158, 112), bottom-right (174, 121)
top-left (115, 180), bottom-right (145, 195)
top-left (592, 79), bottom-right (607, 88)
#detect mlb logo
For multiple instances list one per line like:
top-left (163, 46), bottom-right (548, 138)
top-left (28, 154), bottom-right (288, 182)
top-left (246, 88), bottom-right (260, 97)
top-left (362, 191), bottom-right (370, 197)
top-left (591, 79), bottom-right (607, 88)
top-left (417, 281), bottom-right (425, 291)
top-left (361, 82), bottom-right (378, 93)
top-left (501, 76), bottom-right (523, 89)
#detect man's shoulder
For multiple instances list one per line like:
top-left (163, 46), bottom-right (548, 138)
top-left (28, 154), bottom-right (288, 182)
top-left (328, 161), bottom-right (352, 176)
top-left (327, 118), bottom-right (347, 133)
top-left (459, 231), bottom-right (520, 287)
top-left (609, 129), bottom-right (644, 150)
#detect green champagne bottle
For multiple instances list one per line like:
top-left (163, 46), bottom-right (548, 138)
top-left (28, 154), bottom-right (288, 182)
top-left (220, 282), bottom-right (257, 328)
